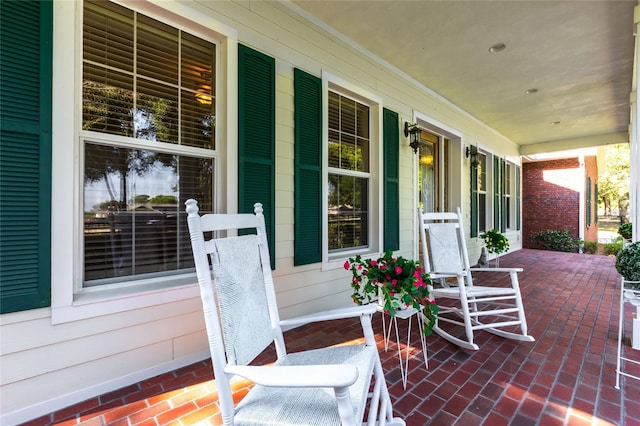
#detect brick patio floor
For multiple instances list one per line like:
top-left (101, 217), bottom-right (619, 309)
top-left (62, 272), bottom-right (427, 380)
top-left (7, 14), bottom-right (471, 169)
top-left (19, 249), bottom-right (640, 425)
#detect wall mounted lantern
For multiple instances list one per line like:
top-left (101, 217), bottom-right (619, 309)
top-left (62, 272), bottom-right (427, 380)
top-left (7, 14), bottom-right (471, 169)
top-left (404, 122), bottom-right (421, 154)
top-left (466, 145), bottom-right (480, 168)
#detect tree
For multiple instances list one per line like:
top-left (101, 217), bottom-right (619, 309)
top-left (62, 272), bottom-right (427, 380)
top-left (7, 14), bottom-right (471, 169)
top-left (598, 144), bottom-right (630, 220)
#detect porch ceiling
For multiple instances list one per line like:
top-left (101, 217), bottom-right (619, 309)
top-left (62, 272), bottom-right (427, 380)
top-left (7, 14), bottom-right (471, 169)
top-left (289, 0), bottom-right (635, 155)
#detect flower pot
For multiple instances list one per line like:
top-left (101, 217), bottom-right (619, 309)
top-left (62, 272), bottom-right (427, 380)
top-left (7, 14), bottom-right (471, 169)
top-left (378, 288), bottom-right (408, 312)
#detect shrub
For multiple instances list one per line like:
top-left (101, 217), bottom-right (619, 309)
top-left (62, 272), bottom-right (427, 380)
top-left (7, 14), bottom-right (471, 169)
top-left (530, 229), bottom-right (580, 253)
top-left (619, 222), bottom-right (633, 240)
top-left (605, 239), bottom-right (623, 256)
top-left (582, 241), bottom-right (598, 254)
top-left (615, 241), bottom-right (640, 285)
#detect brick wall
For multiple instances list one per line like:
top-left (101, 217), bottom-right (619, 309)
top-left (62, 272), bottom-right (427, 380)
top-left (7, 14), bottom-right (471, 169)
top-left (522, 158), bottom-right (581, 248)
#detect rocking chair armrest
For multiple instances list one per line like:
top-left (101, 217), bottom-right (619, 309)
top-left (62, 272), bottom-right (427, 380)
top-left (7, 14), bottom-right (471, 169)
top-left (470, 267), bottom-right (523, 273)
top-left (225, 364), bottom-right (359, 388)
top-left (280, 305), bottom-right (377, 328)
top-left (429, 271), bottom-right (465, 279)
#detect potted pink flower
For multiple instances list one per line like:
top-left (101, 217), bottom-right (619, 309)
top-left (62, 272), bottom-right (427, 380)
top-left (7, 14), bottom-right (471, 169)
top-left (344, 251), bottom-right (438, 335)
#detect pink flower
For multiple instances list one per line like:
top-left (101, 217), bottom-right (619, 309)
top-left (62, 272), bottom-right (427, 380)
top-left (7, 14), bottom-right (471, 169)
top-left (344, 260), bottom-right (350, 270)
top-left (357, 265), bottom-right (363, 270)
top-left (380, 265), bottom-right (387, 270)
top-left (370, 260), bottom-right (378, 266)
top-left (395, 266), bottom-right (402, 274)
top-left (391, 279), bottom-right (397, 287)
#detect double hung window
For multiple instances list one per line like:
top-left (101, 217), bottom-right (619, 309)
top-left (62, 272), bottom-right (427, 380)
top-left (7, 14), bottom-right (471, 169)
top-left (82, 1), bottom-right (216, 286)
top-left (327, 91), bottom-right (371, 252)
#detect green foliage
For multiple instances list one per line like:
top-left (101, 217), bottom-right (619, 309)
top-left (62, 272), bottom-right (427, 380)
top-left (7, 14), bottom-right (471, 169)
top-left (479, 229), bottom-right (509, 255)
top-left (618, 222), bottom-right (633, 240)
top-left (605, 239), bottom-right (623, 256)
top-left (582, 241), bottom-right (599, 255)
top-left (530, 229), bottom-right (581, 253)
top-left (345, 251), bottom-right (439, 335)
top-left (598, 144), bottom-right (630, 216)
top-left (616, 242), bottom-right (640, 285)
top-left (148, 195), bottom-right (178, 204)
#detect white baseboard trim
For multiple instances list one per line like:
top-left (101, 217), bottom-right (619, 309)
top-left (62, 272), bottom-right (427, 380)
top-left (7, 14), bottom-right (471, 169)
top-left (1, 351), bottom-right (210, 426)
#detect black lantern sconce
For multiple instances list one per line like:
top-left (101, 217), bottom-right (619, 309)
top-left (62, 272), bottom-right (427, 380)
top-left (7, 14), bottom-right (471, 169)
top-left (404, 122), bottom-right (421, 154)
top-left (466, 145), bottom-right (480, 168)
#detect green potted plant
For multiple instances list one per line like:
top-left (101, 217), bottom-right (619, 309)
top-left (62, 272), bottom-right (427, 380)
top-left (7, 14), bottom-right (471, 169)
top-left (344, 251), bottom-right (438, 335)
top-left (619, 222), bottom-right (633, 241)
top-left (479, 229), bottom-right (509, 267)
top-left (616, 241), bottom-right (640, 287)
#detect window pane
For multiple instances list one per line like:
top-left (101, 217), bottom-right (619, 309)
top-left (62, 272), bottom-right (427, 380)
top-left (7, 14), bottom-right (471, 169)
top-left (83, 143), bottom-right (212, 284)
top-left (357, 136), bottom-right (369, 172)
top-left (340, 97), bottom-right (356, 135)
top-left (136, 78), bottom-right (178, 142)
top-left (478, 193), bottom-right (486, 233)
top-left (340, 134), bottom-right (357, 170)
top-left (83, 1), bottom-right (134, 73)
top-left (478, 153), bottom-right (487, 191)
top-left (181, 90), bottom-right (215, 149)
top-left (328, 91), bottom-right (340, 131)
top-left (328, 130), bottom-right (340, 168)
top-left (181, 33), bottom-right (215, 93)
top-left (356, 102), bottom-right (369, 138)
top-left (83, 63), bottom-right (134, 136)
top-left (327, 174), bottom-right (368, 250)
top-left (137, 15), bottom-right (178, 85)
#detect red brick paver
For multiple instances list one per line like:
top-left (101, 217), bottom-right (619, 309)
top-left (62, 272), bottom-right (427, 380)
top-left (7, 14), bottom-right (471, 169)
top-left (18, 249), bottom-right (640, 425)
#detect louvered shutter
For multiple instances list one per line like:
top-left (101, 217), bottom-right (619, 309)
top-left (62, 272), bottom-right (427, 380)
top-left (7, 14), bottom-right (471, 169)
top-left (383, 109), bottom-right (400, 251)
top-left (586, 176), bottom-right (592, 227)
top-left (238, 44), bottom-right (275, 269)
top-left (501, 158), bottom-right (507, 232)
top-left (0, 0), bottom-right (53, 313)
top-left (470, 147), bottom-right (479, 238)
top-left (493, 155), bottom-right (500, 230)
top-left (516, 165), bottom-right (521, 230)
top-left (293, 69), bottom-right (322, 265)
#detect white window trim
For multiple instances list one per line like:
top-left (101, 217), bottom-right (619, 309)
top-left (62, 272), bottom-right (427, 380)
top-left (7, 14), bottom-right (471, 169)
top-left (51, 0), bottom-right (238, 324)
top-left (320, 71), bottom-right (383, 270)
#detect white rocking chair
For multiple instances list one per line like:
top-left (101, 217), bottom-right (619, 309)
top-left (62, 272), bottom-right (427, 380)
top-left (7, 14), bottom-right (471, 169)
top-left (186, 199), bottom-right (405, 426)
top-left (417, 207), bottom-right (534, 351)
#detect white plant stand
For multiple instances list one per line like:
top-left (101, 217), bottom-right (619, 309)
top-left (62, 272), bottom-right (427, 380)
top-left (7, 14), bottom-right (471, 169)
top-left (378, 305), bottom-right (428, 390)
top-left (615, 278), bottom-right (640, 389)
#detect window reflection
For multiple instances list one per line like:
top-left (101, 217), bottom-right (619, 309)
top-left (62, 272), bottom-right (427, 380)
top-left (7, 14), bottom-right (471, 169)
top-left (83, 143), bottom-right (212, 283)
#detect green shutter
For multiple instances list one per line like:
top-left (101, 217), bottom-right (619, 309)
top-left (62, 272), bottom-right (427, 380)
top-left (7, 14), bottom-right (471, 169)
top-left (238, 44), bottom-right (275, 269)
top-left (0, 0), bottom-right (52, 313)
top-left (516, 165), bottom-right (521, 230)
top-left (586, 177), bottom-right (592, 227)
top-left (293, 69), bottom-right (322, 265)
top-left (383, 109), bottom-right (400, 252)
top-left (594, 184), bottom-right (599, 224)
top-left (493, 156), bottom-right (500, 230)
top-left (470, 147), bottom-right (478, 238)
top-left (500, 159), bottom-right (507, 232)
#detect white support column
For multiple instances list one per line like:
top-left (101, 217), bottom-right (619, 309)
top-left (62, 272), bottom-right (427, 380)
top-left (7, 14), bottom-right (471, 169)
top-left (631, 5), bottom-right (640, 242)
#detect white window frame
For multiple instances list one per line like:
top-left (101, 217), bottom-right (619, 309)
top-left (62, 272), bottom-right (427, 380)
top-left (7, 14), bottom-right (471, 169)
top-left (321, 71), bottom-right (383, 269)
top-left (50, 0), bottom-right (237, 324)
